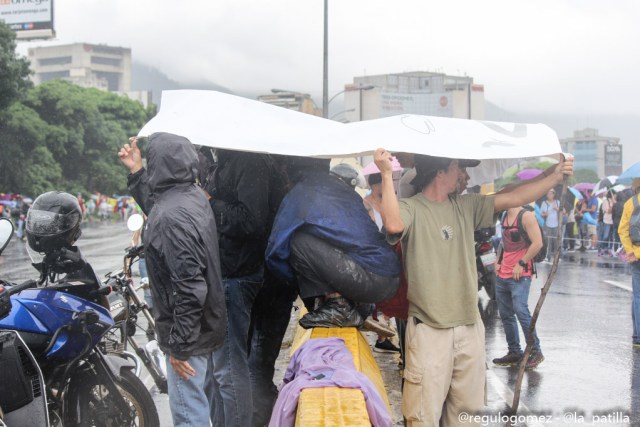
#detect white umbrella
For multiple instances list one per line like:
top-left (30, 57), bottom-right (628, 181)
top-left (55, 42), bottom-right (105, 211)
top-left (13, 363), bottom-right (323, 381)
top-left (593, 175), bottom-right (618, 195)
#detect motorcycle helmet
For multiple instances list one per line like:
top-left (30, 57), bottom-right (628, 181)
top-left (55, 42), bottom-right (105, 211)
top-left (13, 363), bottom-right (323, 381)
top-left (330, 163), bottom-right (365, 189)
top-left (26, 191), bottom-right (82, 253)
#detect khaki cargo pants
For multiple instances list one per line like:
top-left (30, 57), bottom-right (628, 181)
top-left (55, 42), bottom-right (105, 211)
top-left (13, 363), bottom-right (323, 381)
top-left (402, 317), bottom-right (486, 427)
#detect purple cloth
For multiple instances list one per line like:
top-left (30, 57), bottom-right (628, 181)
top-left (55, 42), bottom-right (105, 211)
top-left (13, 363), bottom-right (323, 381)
top-left (269, 337), bottom-right (392, 427)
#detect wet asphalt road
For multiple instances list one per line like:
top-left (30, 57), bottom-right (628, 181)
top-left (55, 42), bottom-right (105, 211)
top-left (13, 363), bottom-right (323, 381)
top-left (2, 221), bottom-right (639, 426)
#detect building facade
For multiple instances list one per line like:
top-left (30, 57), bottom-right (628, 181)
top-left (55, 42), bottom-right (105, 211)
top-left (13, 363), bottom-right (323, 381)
top-left (343, 71), bottom-right (485, 123)
top-left (257, 90), bottom-right (321, 116)
top-left (560, 128), bottom-right (622, 177)
top-left (28, 43), bottom-right (132, 92)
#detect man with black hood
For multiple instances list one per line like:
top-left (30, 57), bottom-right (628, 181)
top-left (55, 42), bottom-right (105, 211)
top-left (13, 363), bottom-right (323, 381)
top-left (200, 148), bottom-right (284, 427)
top-left (118, 133), bottom-right (226, 427)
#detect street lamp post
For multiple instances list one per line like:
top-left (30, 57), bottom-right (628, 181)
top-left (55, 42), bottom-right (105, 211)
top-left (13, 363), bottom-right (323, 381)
top-left (322, 0), bottom-right (329, 118)
top-left (327, 84), bottom-right (374, 121)
top-left (329, 108), bottom-right (355, 121)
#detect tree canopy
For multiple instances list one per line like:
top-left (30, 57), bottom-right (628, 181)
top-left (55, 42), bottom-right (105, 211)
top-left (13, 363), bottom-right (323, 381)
top-left (0, 21), bottom-right (155, 197)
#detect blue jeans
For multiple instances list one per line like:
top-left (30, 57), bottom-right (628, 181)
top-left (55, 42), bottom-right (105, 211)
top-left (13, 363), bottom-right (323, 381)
top-left (166, 352), bottom-right (220, 427)
top-left (213, 270), bottom-right (263, 427)
top-left (544, 226), bottom-right (558, 260)
top-left (15, 217), bottom-right (24, 239)
top-left (495, 276), bottom-right (541, 354)
top-left (597, 223), bottom-right (612, 251)
top-left (632, 262), bottom-right (640, 344)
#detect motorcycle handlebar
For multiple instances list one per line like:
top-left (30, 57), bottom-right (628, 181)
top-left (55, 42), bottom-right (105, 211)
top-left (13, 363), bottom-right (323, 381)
top-left (6, 279), bottom-right (37, 296)
top-left (125, 244), bottom-right (144, 259)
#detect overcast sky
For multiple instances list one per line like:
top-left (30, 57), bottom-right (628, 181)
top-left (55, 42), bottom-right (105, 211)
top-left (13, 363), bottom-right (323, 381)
top-left (16, 0), bottom-right (640, 116)
top-left (13, 0), bottom-right (640, 167)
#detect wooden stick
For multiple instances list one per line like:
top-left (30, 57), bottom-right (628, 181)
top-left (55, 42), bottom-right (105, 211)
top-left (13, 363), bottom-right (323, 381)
top-left (510, 176), bottom-right (569, 415)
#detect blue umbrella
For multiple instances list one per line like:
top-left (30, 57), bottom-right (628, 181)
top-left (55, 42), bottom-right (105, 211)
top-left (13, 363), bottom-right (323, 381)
top-left (568, 187), bottom-right (584, 200)
top-left (617, 161), bottom-right (640, 184)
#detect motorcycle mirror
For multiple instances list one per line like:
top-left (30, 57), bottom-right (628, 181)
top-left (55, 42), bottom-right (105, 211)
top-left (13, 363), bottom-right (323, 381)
top-left (0, 218), bottom-right (14, 255)
top-left (127, 214), bottom-right (144, 232)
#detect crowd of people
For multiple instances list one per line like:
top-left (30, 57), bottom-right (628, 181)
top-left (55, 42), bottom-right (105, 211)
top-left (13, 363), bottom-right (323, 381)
top-left (0, 192), bottom-right (141, 234)
top-left (492, 183), bottom-right (634, 263)
top-left (10, 133), bottom-right (640, 426)
top-left (115, 132), bottom-right (577, 427)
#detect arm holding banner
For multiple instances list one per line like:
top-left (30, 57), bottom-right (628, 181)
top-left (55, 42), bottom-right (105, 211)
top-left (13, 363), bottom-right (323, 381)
top-left (374, 148), bottom-right (405, 235)
top-left (494, 155), bottom-right (573, 213)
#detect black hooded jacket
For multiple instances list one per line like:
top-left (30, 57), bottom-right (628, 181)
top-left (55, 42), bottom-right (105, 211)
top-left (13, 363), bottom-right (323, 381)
top-left (127, 132), bottom-right (226, 360)
top-left (206, 149), bottom-right (279, 278)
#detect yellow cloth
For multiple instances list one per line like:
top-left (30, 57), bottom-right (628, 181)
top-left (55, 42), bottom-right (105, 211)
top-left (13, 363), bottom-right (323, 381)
top-left (618, 193), bottom-right (640, 259)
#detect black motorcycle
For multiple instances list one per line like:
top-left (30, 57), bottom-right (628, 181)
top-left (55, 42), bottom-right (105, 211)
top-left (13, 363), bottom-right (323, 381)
top-left (475, 227), bottom-right (497, 300)
top-left (101, 243), bottom-right (168, 394)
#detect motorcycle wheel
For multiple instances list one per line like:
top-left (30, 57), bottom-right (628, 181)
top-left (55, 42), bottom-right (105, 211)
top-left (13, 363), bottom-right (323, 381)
top-left (73, 369), bottom-right (159, 427)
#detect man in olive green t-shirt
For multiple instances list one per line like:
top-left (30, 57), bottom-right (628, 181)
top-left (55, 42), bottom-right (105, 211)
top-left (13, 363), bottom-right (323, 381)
top-left (374, 149), bottom-right (574, 427)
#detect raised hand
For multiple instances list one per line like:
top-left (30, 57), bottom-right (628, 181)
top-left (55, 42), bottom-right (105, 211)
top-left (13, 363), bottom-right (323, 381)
top-left (118, 137), bottom-right (144, 173)
top-left (374, 148), bottom-right (394, 174)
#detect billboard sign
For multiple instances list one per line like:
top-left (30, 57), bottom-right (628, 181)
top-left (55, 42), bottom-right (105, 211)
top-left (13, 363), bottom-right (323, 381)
top-left (604, 143), bottom-right (623, 176)
top-left (0, 0), bottom-right (54, 40)
top-left (379, 91), bottom-right (452, 118)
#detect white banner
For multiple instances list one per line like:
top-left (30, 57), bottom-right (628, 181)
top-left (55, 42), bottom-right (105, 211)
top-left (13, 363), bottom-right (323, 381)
top-left (139, 90), bottom-right (563, 185)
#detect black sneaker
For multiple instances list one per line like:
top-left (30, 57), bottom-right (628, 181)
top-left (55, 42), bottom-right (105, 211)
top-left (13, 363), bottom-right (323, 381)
top-left (525, 351), bottom-right (544, 370)
top-left (299, 297), bottom-right (363, 329)
top-left (492, 351), bottom-right (523, 366)
top-left (374, 339), bottom-right (401, 353)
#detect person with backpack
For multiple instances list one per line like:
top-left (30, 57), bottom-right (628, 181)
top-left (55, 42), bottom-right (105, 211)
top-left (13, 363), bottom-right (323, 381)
top-left (493, 205), bottom-right (545, 369)
top-left (618, 178), bottom-right (640, 348)
top-left (540, 188), bottom-right (561, 261)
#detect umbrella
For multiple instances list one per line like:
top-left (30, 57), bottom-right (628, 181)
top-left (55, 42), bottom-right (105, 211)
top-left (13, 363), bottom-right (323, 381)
top-left (593, 175), bottom-right (617, 194)
top-left (611, 184), bottom-right (627, 193)
top-left (568, 187), bottom-right (584, 200)
top-left (361, 157), bottom-right (402, 175)
top-left (574, 182), bottom-right (595, 192)
top-left (617, 161), bottom-right (640, 184)
top-left (516, 168), bottom-right (543, 181)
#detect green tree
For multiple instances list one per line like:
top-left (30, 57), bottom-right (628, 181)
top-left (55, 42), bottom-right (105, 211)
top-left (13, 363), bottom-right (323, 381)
top-left (573, 169), bottom-right (599, 184)
top-left (22, 80), bottom-right (152, 195)
top-left (0, 103), bottom-right (60, 193)
top-left (0, 21), bottom-right (32, 111)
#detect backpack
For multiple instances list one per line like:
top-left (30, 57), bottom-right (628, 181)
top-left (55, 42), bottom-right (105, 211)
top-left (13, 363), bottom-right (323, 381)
top-left (501, 206), bottom-right (548, 263)
top-left (611, 191), bottom-right (629, 224)
top-left (630, 196), bottom-right (640, 245)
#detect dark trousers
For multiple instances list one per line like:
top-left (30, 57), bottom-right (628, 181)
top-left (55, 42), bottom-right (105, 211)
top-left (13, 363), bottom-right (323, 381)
top-left (290, 232), bottom-right (399, 303)
top-left (563, 221), bottom-right (575, 250)
top-left (248, 270), bottom-right (297, 427)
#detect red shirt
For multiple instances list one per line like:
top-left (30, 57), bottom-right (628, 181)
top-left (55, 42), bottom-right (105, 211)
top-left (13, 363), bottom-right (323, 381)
top-left (498, 210), bottom-right (533, 279)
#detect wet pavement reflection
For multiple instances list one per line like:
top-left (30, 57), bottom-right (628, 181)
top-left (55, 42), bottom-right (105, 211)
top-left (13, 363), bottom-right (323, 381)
top-left (482, 249), bottom-right (639, 426)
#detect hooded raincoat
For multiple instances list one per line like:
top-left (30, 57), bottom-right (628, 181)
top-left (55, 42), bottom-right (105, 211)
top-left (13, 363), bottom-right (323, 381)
top-left (127, 132), bottom-right (226, 360)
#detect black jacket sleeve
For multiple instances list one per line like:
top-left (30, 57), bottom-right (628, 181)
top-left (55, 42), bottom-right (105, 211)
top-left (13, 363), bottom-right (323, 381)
top-left (162, 217), bottom-right (208, 360)
top-left (127, 168), bottom-right (154, 215)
